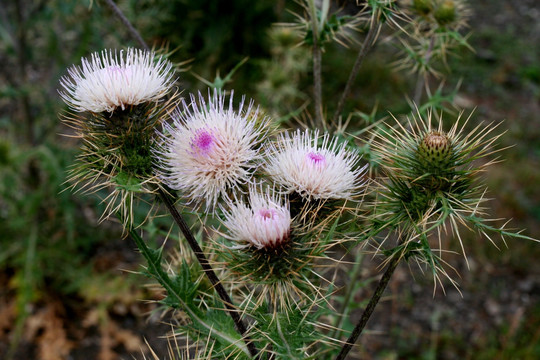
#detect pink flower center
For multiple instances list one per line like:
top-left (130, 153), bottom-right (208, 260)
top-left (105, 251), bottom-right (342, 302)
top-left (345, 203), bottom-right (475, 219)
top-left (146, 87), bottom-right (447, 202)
top-left (306, 151), bottom-right (326, 167)
top-left (191, 129), bottom-right (215, 155)
top-left (256, 208), bottom-right (278, 221)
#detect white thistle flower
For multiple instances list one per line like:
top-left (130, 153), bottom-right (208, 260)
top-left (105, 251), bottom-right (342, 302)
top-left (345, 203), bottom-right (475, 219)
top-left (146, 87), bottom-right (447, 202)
top-left (265, 129), bottom-right (367, 200)
top-left (223, 187), bottom-right (291, 249)
top-left (60, 48), bottom-right (175, 113)
top-left (157, 90), bottom-right (266, 209)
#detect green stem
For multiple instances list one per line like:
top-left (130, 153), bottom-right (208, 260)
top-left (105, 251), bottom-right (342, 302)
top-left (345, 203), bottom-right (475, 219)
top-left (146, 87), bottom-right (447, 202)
top-left (335, 253), bottom-right (401, 360)
top-left (102, 0), bottom-right (150, 51)
top-left (331, 251), bottom-right (364, 340)
top-left (307, 0), bottom-right (324, 129)
top-left (129, 230), bottom-right (252, 358)
top-left (332, 19), bottom-right (380, 124)
top-left (157, 189), bottom-right (259, 358)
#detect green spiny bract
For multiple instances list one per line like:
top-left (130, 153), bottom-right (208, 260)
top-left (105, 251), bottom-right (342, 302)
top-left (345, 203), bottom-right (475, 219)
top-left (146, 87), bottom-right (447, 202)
top-left (369, 110), bottom-right (516, 273)
top-left (63, 94), bottom-right (178, 228)
top-left (217, 209), bottom-right (343, 312)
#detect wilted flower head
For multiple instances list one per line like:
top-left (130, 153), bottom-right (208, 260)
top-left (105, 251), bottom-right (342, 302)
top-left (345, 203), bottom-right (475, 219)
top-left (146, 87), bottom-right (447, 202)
top-left (60, 48), bottom-right (175, 113)
top-left (222, 186), bottom-right (291, 249)
top-left (265, 129), bottom-right (367, 200)
top-left (156, 90), bottom-right (267, 209)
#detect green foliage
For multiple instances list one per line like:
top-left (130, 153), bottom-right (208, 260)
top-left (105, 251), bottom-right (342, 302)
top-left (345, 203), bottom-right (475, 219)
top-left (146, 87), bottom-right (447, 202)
top-left (130, 230), bottom-right (252, 359)
top-left (254, 308), bottom-right (322, 359)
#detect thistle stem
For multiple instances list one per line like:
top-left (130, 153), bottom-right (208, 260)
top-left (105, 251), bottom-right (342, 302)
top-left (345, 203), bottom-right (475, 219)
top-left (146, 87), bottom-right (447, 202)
top-left (158, 189), bottom-right (259, 359)
top-left (335, 253), bottom-right (401, 360)
top-left (413, 36), bottom-right (436, 105)
top-left (332, 20), bottom-right (380, 124)
top-left (331, 251), bottom-right (364, 340)
top-left (102, 0), bottom-right (150, 51)
top-left (100, 1), bottom-right (256, 357)
top-left (308, 0), bottom-right (324, 129)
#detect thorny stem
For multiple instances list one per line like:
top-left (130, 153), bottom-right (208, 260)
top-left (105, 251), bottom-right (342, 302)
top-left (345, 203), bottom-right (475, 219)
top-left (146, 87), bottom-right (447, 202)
top-left (158, 189), bottom-right (259, 359)
top-left (332, 20), bottom-right (381, 124)
top-left (102, 0), bottom-right (150, 51)
top-left (331, 251), bottom-right (364, 340)
top-left (129, 229), bottom-right (253, 357)
top-left (413, 35), bottom-right (436, 105)
top-left (335, 252), bottom-right (401, 360)
top-left (308, 0), bottom-right (324, 129)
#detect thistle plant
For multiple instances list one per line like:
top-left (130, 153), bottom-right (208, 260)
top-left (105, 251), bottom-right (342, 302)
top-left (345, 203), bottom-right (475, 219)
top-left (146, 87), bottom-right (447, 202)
top-left (59, 48), bottom-right (178, 227)
top-left (57, 1), bottom-right (538, 359)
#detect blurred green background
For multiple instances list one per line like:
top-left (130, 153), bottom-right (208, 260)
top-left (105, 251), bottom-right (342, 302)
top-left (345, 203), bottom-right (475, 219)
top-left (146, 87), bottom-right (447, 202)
top-left (0, 0), bottom-right (538, 359)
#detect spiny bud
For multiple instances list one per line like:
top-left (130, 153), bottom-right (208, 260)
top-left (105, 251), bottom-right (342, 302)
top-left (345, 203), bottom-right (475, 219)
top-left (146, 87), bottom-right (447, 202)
top-left (414, 131), bottom-right (456, 191)
top-left (417, 131), bottom-right (453, 170)
top-left (413, 0), bottom-right (433, 16)
top-left (434, 0), bottom-right (457, 26)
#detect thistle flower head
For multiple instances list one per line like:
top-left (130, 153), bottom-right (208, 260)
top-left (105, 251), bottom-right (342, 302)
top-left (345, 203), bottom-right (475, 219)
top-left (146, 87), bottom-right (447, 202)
top-left (217, 194), bottom-right (335, 312)
top-left (59, 48), bottom-right (178, 229)
top-left (265, 129), bottom-right (367, 201)
top-left (60, 48), bottom-right (175, 113)
top-left (222, 186), bottom-right (291, 250)
top-left (156, 90), bottom-right (267, 209)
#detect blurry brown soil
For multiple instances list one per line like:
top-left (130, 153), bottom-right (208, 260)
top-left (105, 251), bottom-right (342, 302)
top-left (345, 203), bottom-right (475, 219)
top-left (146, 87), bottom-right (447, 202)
top-left (0, 237), bottom-right (171, 360)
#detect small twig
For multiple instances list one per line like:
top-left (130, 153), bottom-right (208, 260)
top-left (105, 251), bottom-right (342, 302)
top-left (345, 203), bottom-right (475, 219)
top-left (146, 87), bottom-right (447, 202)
top-left (102, 0), bottom-right (149, 51)
top-left (158, 189), bottom-right (259, 359)
top-left (331, 251), bottom-right (364, 340)
top-left (335, 252), bottom-right (401, 360)
top-left (307, 0), bottom-right (324, 129)
top-left (332, 20), bottom-right (381, 124)
top-left (413, 35), bottom-right (436, 105)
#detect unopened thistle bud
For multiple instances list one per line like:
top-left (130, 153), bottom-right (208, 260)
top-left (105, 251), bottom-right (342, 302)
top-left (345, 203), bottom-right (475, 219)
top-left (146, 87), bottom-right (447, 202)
top-left (413, 0), bottom-right (434, 16)
top-left (372, 110), bottom-right (504, 236)
top-left (414, 130), bottom-right (456, 189)
top-left (434, 0), bottom-right (457, 26)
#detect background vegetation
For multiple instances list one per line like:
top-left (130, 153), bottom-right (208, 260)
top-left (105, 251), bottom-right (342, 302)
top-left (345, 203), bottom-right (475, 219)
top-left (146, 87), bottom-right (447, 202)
top-left (0, 0), bottom-right (538, 359)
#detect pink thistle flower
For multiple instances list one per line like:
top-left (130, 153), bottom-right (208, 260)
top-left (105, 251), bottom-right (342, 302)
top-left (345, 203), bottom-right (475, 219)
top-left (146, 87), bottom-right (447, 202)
top-left (156, 90), bottom-right (267, 209)
top-left (222, 187), bottom-right (291, 249)
top-left (60, 48), bottom-right (175, 113)
top-left (265, 129), bottom-right (367, 200)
